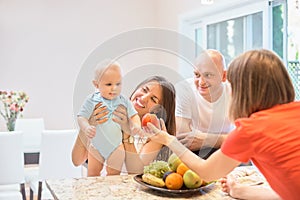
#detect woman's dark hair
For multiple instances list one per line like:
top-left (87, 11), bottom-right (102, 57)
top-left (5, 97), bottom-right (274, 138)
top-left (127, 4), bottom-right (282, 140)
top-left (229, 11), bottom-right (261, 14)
top-left (130, 76), bottom-right (176, 136)
top-left (227, 49), bottom-right (295, 121)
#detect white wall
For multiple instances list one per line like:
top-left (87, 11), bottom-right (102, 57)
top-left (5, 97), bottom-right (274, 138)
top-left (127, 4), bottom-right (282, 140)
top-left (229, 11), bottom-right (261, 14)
top-left (0, 0), bottom-right (241, 130)
top-left (0, 0), bottom-right (158, 130)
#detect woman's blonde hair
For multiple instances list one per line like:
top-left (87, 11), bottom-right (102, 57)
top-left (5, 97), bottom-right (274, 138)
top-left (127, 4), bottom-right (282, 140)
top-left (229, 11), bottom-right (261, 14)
top-left (227, 49), bottom-right (295, 121)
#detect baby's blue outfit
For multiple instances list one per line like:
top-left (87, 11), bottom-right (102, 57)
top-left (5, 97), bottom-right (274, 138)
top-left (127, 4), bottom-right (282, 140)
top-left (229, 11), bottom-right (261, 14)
top-left (78, 92), bottom-right (137, 159)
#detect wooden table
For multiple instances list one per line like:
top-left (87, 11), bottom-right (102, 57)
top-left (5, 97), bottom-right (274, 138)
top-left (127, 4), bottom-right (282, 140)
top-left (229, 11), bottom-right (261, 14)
top-left (46, 174), bottom-right (235, 200)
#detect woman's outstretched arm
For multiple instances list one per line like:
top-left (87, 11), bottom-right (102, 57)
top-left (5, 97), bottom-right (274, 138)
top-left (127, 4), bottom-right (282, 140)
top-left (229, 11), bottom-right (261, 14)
top-left (145, 123), bottom-right (240, 182)
top-left (113, 105), bottom-right (163, 174)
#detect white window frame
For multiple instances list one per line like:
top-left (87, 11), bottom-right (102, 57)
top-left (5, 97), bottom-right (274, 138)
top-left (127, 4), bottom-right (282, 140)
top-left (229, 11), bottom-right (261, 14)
top-left (178, 0), bottom-right (277, 77)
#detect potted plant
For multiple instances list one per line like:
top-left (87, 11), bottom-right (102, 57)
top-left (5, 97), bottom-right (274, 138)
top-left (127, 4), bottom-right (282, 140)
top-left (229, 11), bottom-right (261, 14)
top-left (0, 91), bottom-right (29, 131)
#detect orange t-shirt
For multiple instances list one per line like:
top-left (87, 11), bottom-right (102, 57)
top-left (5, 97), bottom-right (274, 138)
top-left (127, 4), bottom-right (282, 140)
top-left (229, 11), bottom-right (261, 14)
top-left (221, 101), bottom-right (300, 200)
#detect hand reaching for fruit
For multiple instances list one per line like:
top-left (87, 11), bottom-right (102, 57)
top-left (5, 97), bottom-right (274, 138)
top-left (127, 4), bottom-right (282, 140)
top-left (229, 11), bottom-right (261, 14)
top-left (141, 119), bottom-right (173, 146)
top-left (127, 112), bottom-right (162, 138)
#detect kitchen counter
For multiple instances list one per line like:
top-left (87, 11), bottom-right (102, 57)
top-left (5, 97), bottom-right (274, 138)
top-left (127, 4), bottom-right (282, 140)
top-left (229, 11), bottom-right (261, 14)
top-left (46, 175), bottom-right (234, 199)
top-left (46, 166), bottom-right (265, 200)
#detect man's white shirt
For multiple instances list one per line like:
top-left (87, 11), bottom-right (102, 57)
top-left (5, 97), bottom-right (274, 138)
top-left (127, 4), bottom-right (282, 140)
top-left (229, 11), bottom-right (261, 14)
top-left (175, 78), bottom-right (235, 135)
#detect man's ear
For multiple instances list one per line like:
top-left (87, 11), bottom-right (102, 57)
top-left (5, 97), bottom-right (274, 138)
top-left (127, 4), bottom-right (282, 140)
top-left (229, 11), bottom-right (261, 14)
top-left (222, 71), bottom-right (227, 82)
top-left (92, 80), bottom-right (98, 88)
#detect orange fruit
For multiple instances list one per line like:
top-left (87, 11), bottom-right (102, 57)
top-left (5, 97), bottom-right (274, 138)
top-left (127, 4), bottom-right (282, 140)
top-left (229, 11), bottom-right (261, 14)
top-left (165, 172), bottom-right (183, 190)
top-left (176, 163), bottom-right (190, 176)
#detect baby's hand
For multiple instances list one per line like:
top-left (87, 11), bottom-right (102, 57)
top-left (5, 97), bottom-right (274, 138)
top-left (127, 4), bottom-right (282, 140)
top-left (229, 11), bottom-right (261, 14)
top-left (84, 125), bottom-right (96, 139)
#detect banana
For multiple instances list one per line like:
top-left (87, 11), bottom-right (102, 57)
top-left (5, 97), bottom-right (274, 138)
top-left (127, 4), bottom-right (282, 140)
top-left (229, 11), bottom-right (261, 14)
top-left (142, 173), bottom-right (165, 188)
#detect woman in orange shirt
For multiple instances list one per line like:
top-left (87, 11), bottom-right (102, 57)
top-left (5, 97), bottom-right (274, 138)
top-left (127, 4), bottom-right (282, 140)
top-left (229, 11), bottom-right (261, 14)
top-left (145, 49), bottom-right (300, 200)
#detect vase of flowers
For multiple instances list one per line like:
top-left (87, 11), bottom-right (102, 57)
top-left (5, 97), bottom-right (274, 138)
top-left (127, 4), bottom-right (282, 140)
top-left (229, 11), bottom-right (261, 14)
top-left (0, 91), bottom-right (29, 131)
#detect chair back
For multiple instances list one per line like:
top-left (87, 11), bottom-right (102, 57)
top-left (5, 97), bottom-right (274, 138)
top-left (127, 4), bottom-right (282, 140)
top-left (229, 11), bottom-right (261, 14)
top-left (0, 131), bottom-right (24, 185)
top-left (15, 118), bottom-right (45, 153)
top-left (38, 129), bottom-right (82, 180)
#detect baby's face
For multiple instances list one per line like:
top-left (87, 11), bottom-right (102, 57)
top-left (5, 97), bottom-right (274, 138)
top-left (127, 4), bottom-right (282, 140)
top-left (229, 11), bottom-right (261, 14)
top-left (96, 66), bottom-right (122, 100)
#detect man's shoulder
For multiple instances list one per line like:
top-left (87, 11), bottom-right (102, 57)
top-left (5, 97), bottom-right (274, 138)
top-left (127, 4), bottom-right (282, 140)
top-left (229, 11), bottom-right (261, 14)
top-left (223, 81), bottom-right (231, 87)
top-left (223, 81), bottom-right (232, 95)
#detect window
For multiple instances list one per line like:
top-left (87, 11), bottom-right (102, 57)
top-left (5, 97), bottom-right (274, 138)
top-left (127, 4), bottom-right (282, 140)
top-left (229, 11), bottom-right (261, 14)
top-left (179, 1), bottom-right (272, 77)
top-left (179, 0), bottom-right (300, 100)
top-left (199, 12), bottom-right (263, 65)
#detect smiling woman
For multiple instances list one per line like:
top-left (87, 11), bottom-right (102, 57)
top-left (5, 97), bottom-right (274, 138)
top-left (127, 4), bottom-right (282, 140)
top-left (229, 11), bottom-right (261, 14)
top-left (130, 79), bottom-right (162, 117)
top-left (129, 76), bottom-right (176, 136)
top-left (72, 75), bottom-right (176, 175)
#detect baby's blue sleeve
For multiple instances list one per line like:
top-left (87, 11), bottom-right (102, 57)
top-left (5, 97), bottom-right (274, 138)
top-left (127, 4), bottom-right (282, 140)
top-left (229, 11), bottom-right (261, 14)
top-left (121, 96), bottom-right (137, 118)
top-left (77, 95), bottom-right (94, 119)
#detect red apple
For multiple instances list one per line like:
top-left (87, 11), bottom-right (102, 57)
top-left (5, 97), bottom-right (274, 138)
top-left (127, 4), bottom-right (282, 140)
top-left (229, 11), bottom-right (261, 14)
top-left (141, 113), bottom-right (160, 128)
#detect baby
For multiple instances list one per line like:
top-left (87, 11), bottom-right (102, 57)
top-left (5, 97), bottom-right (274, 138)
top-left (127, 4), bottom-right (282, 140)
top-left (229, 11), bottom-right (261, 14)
top-left (77, 60), bottom-right (140, 176)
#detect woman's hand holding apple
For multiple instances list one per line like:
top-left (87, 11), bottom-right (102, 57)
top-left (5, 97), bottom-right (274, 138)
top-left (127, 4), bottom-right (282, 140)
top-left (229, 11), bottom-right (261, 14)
top-left (142, 113), bottom-right (161, 129)
top-left (144, 121), bottom-right (174, 146)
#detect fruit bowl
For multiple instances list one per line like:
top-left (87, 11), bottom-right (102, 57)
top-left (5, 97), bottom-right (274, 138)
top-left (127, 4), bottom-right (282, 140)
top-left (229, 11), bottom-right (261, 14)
top-left (133, 174), bottom-right (215, 194)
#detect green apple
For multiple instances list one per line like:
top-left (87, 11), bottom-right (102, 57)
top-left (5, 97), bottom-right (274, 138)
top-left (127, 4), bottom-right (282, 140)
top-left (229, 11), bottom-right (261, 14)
top-left (183, 169), bottom-right (203, 189)
top-left (167, 153), bottom-right (182, 172)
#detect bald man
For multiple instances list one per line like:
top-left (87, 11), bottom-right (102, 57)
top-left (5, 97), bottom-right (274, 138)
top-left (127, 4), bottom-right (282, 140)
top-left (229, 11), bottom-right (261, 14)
top-left (175, 49), bottom-right (235, 159)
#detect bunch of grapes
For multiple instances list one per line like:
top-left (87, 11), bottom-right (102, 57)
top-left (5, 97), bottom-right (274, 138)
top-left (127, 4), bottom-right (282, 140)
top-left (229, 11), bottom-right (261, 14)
top-left (143, 160), bottom-right (171, 178)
